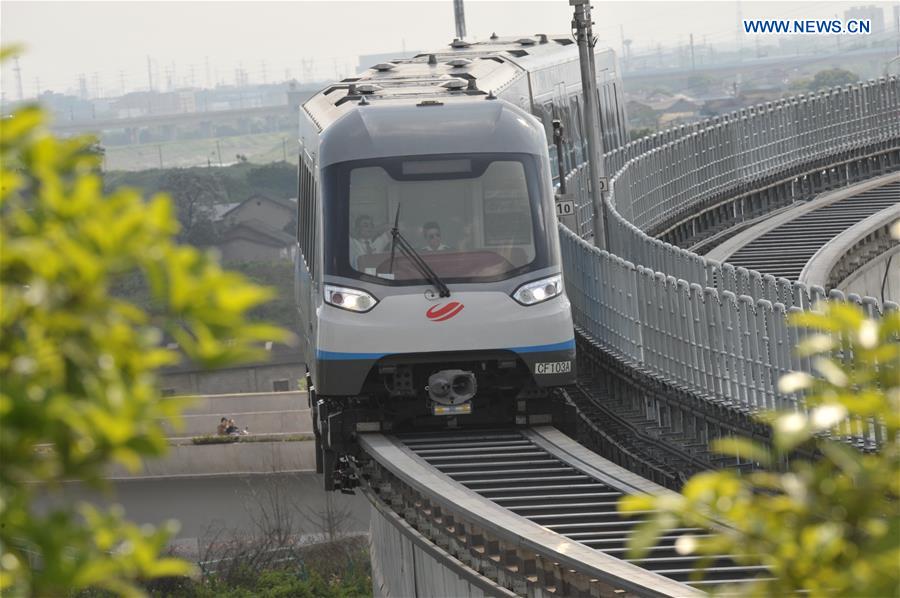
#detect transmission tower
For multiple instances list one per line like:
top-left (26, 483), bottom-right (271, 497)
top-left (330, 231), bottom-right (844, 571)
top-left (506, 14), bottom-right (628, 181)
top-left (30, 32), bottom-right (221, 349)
top-left (13, 57), bottom-right (24, 101)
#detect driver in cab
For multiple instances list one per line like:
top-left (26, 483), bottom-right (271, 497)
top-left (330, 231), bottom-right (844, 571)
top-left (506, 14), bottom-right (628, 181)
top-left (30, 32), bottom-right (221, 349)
top-left (350, 214), bottom-right (390, 269)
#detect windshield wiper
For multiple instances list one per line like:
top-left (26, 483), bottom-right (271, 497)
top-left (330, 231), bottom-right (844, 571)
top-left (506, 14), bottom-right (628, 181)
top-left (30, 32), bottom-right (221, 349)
top-left (387, 204), bottom-right (450, 298)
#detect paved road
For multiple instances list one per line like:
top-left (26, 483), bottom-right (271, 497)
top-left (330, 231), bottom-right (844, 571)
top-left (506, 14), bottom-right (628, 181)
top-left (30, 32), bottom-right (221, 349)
top-left (43, 473), bottom-right (370, 554)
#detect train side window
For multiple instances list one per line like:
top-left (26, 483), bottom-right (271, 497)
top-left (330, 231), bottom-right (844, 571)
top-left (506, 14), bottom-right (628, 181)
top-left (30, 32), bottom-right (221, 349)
top-left (298, 158), bottom-right (317, 275)
top-left (310, 179), bottom-right (318, 279)
top-left (305, 167), bottom-right (313, 266)
top-left (301, 163), bottom-right (309, 263)
top-left (298, 161), bottom-right (307, 246)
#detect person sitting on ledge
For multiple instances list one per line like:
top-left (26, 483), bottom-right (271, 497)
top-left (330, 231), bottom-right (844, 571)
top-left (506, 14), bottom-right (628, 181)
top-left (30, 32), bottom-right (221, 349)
top-left (217, 417), bottom-right (228, 435)
top-left (225, 417), bottom-right (248, 436)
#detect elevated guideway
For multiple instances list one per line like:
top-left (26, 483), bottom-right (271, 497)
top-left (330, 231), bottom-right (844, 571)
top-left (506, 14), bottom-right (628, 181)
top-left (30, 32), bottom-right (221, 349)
top-left (362, 427), bottom-right (765, 597)
top-left (706, 175), bottom-right (899, 281)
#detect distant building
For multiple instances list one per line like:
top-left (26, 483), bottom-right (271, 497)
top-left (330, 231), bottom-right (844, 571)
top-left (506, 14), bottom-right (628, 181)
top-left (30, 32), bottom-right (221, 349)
top-left (663, 97), bottom-right (700, 114)
top-left (31, 91), bottom-right (95, 122)
top-left (215, 195), bottom-right (297, 264)
top-left (109, 90), bottom-right (200, 117)
top-left (219, 220), bottom-right (296, 263)
top-left (220, 194), bottom-right (294, 231)
top-left (844, 5), bottom-right (885, 34)
top-left (700, 96), bottom-right (744, 117)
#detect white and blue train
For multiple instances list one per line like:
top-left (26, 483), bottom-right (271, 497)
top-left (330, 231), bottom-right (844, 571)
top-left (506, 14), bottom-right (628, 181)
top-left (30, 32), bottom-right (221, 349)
top-left (295, 34), bottom-right (627, 489)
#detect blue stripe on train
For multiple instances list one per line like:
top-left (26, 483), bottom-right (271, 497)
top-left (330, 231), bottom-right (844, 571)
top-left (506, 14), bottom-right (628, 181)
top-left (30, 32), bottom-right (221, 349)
top-left (316, 338), bottom-right (575, 361)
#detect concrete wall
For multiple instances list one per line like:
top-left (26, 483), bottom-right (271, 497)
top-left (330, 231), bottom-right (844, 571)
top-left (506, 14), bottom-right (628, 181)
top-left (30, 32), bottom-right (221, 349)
top-left (167, 391), bottom-right (308, 415)
top-left (369, 500), bottom-right (513, 598)
top-left (107, 440), bottom-right (316, 479)
top-left (838, 246), bottom-right (900, 305)
top-left (161, 410), bottom-right (311, 437)
top-left (160, 362), bottom-right (303, 396)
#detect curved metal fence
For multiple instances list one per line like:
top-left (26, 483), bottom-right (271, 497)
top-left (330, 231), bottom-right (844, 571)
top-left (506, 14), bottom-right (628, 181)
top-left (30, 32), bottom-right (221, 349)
top-left (561, 78), bottom-right (900, 444)
top-left (568, 77), bottom-right (900, 310)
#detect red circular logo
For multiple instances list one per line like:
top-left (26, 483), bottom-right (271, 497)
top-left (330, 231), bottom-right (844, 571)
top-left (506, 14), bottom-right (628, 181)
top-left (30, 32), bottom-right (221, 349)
top-left (426, 301), bottom-right (464, 322)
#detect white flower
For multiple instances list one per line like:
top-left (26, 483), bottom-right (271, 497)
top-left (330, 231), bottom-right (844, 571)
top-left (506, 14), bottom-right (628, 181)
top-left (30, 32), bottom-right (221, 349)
top-left (857, 320), bottom-right (878, 349)
top-left (810, 404), bottom-right (848, 430)
top-left (778, 372), bottom-right (812, 394)
top-left (675, 535), bottom-right (697, 555)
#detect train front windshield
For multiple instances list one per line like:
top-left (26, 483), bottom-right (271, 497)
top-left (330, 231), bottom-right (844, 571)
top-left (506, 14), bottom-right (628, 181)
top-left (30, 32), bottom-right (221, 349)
top-left (323, 153), bottom-right (553, 284)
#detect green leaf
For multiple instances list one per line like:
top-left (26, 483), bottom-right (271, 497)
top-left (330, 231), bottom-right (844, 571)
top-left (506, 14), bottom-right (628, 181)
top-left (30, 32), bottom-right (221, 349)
top-left (711, 437), bottom-right (773, 466)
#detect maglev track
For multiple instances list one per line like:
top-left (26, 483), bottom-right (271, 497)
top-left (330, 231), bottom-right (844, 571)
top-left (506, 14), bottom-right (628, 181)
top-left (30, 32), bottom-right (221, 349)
top-left (387, 427), bottom-right (769, 591)
top-left (725, 180), bottom-right (900, 280)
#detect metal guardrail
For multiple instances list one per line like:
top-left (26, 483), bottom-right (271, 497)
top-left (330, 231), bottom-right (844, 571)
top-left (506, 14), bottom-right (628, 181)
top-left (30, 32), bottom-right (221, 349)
top-left (568, 77), bottom-right (900, 310)
top-left (560, 78), bottom-right (900, 446)
top-left (608, 78), bottom-right (900, 234)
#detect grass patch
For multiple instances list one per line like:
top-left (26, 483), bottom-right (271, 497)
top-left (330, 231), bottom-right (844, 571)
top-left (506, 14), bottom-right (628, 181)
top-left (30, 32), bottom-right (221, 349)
top-left (191, 435), bottom-right (240, 445)
top-left (188, 433), bottom-right (312, 446)
top-left (103, 133), bottom-right (300, 171)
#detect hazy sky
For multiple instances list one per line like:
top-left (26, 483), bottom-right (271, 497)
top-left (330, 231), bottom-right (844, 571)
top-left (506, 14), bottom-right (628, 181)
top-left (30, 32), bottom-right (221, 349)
top-left (2, 0), bottom-right (897, 99)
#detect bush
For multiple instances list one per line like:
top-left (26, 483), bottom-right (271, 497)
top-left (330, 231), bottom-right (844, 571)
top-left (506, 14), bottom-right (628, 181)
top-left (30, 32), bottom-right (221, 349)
top-left (0, 47), bottom-right (288, 596)
top-left (129, 539), bottom-right (371, 597)
top-left (188, 434), bottom-right (312, 445)
top-left (621, 302), bottom-right (900, 596)
top-left (191, 435), bottom-right (240, 445)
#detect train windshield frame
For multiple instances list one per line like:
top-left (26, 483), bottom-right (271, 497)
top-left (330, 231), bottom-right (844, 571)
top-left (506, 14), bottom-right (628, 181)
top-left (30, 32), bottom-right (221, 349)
top-left (322, 153), bottom-right (553, 286)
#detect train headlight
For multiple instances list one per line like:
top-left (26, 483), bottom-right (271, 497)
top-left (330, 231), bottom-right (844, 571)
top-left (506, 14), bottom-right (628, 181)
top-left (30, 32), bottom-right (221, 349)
top-left (324, 284), bottom-right (378, 313)
top-left (512, 274), bottom-right (562, 306)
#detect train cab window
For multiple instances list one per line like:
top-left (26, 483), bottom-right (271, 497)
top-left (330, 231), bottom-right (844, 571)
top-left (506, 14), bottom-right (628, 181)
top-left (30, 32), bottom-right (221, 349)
top-left (323, 153), bottom-right (550, 285)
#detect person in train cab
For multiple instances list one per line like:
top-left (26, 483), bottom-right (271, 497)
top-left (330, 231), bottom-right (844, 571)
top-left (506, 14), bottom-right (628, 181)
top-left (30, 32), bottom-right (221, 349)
top-left (349, 214), bottom-right (390, 269)
top-left (421, 221), bottom-right (450, 251)
top-left (217, 417), bottom-right (228, 436)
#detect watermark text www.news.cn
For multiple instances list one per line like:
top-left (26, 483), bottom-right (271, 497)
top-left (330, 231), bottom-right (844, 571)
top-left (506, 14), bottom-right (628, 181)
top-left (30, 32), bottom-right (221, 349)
top-left (743, 19), bottom-right (872, 34)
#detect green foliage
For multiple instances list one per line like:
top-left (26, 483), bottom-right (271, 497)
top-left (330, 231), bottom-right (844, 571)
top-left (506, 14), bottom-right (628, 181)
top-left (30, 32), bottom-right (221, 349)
top-left (625, 101), bottom-right (658, 130)
top-left (115, 539), bottom-right (370, 597)
top-left (808, 68), bottom-right (859, 92)
top-left (230, 261), bottom-right (300, 330)
top-left (198, 568), bottom-right (371, 598)
top-left (0, 94), bottom-right (289, 593)
top-left (190, 435), bottom-right (240, 445)
top-left (620, 303), bottom-right (900, 596)
top-left (188, 434), bottom-right (312, 445)
top-left (160, 169), bottom-right (226, 246)
top-left (104, 162), bottom-right (297, 208)
top-left (245, 162), bottom-right (296, 198)
top-left (629, 127), bottom-right (656, 142)
top-left (140, 567), bottom-right (371, 598)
